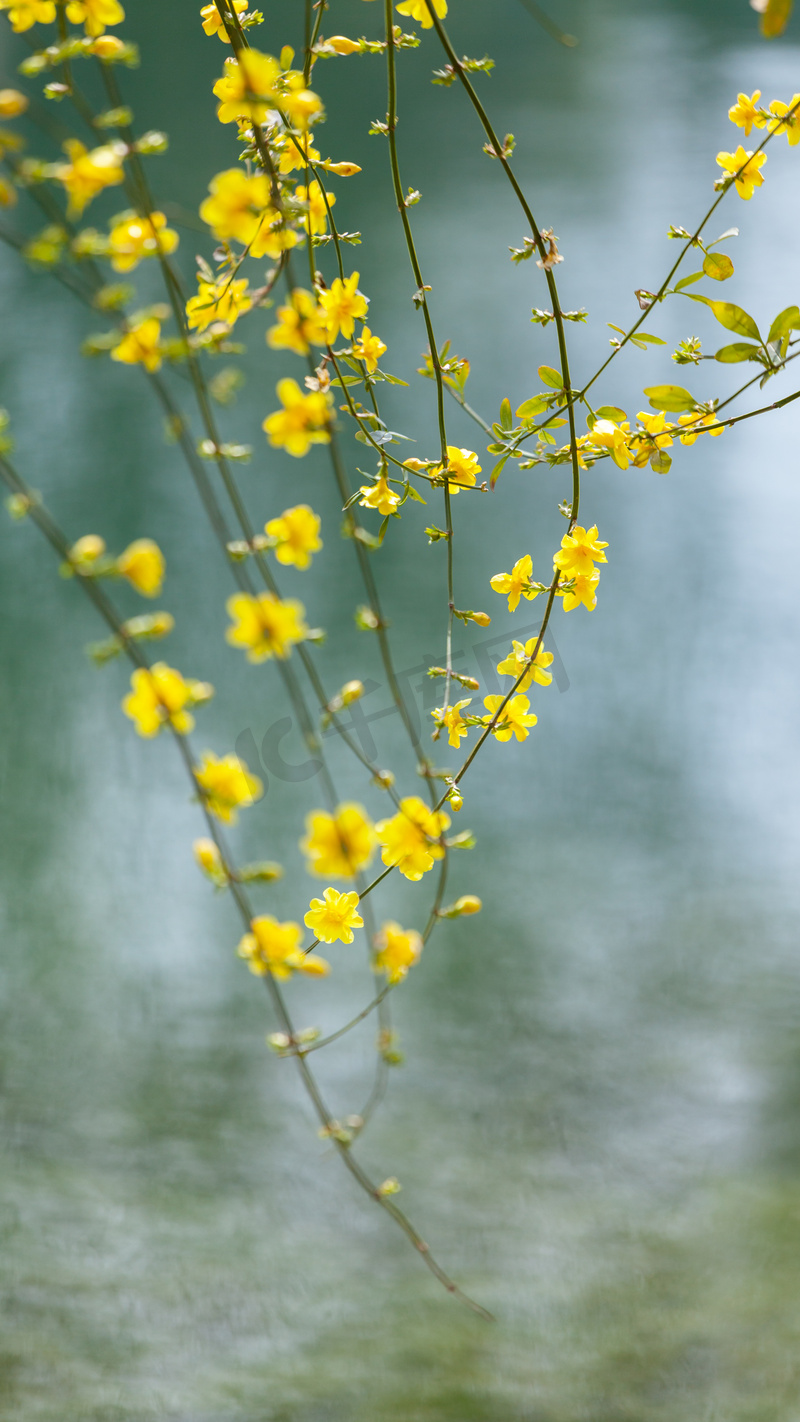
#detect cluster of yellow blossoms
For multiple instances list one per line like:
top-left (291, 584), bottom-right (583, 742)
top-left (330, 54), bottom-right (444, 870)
top-left (7, 0), bottom-right (800, 1300)
top-left (717, 89), bottom-right (800, 200)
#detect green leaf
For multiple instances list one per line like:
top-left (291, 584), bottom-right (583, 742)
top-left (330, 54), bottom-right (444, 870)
top-left (630, 333), bottom-right (667, 350)
top-left (594, 405), bottom-right (627, 423)
top-left (711, 227), bottom-right (739, 244)
top-left (537, 365), bottom-right (563, 389)
top-left (404, 483), bottom-right (427, 504)
top-left (499, 397), bottom-right (513, 429)
top-left (714, 342), bottom-right (763, 363)
top-left (330, 373), bottom-right (364, 389)
top-left (675, 271), bottom-right (704, 292)
top-left (649, 449), bottom-right (672, 475)
top-left (767, 305), bottom-right (800, 344)
top-left (515, 394), bottom-right (551, 418)
top-left (642, 384), bottom-right (698, 413)
top-left (686, 294), bottom-right (761, 341)
top-left (702, 252), bottom-right (734, 281)
top-left (490, 453), bottom-right (509, 488)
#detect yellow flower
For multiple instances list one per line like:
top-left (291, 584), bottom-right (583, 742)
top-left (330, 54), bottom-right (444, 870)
top-left (111, 318), bottom-right (163, 372)
top-left (107, 211), bottom-right (178, 272)
top-left (237, 915), bottom-right (329, 980)
top-left (117, 538), bottom-right (165, 596)
top-left (122, 662), bottom-right (211, 738)
top-left (629, 410), bottom-right (674, 466)
top-left (496, 638), bottom-right (553, 691)
top-left (559, 570), bottom-right (600, 612)
top-left (553, 524), bottom-right (608, 579)
top-left (296, 179), bottom-right (334, 235)
top-left (358, 475), bottom-right (401, 515)
top-left (375, 796), bottom-right (450, 882)
top-left (276, 132), bottom-right (321, 174)
top-left (439, 445), bottom-right (481, 494)
top-left (226, 590), bottom-right (307, 662)
top-left (278, 74), bottom-right (324, 131)
top-left (395, 0), bottom-right (447, 28)
top-left (677, 411), bottom-right (724, 445)
top-left (193, 836), bottom-right (227, 885)
top-left (200, 0), bottom-right (246, 40)
top-left (262, 377), bottom-right (332, 457)
top-left (716, 146), bottom-right (766, 200)
top-left (318, 271), bottom-right (368, 341)
top-left (301, 803), bottom-right (375, 878)
top-left (0, 177), bottom-right (17, 208)
top-left (305, 887), bottom-right (363, 944)
top-left (200, 169), bottom-right (297, 260)
top-left (490, 553), bottom-right (539, 612)
top-left (350, 325), bottom-right (387, 374)
top-left (482, 694), bottom-right (538, 743)
top-left (200, 167), bottom-right (273, 245)
top-left (728, 90), bottom-right (766, 136)
top-left (195, 750), bottom-right (263, 823)
top-left (0, 89), bottom-right (28, 117)
top-left (373, 921), bottom-right (423, 984)
top-left (266, 288), bottom-right (327, 355)
top-left (55, 139), bottom-right (125, 217)
top-left (254, 221), bottom-right (301, 260)
top-left (265, 504), bottom-right (322, 569)
top-left (0, 0), bottom-right (55, 32)
top-left (186, 276), bottom-right (251, 332)
top-left (769, 94), bottom-right (800, 145)
top-left (431, 698), bottom-right (472, 748)
top-left (588, 417), bottom-right (631, 469)
top-left (65, 0), bottom-right (124, 36)
top-left (213, 50), bottom-right (280, 125)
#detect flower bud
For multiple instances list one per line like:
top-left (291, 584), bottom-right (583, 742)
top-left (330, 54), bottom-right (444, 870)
top-left (122, 611), bottom-right (175, 641)
top-left (439, 894), bottom-right (482, 919)
top-left (355, 605), bottom-right (380, 630)
top-left (70, 534), bottom-right (106, 566)
top-left (341, 679), bottom-right (364, 705)
top-left (267, 1032), bottom-right (292, 1053)
top-left (5, 492), bottom-right (34, 520)
top-left (91, 35), bottom-right (126, 59)
top-left (187, 679), bottom-right (215, 705)
top-left (447, 785), bottom-right (463, 811)
top-left (193, 837), bottom-right (228, 886)
top-left (117, 537), bottom-right (165, 597)
top-left (372, 768), bottom-right (395, 790)
top-left (455, 894), bottom-right (482, 915)
top-left (321, 160), bottom-right (362, 176)
top-left (376, 1177), bottom-right (401, 1197)
top-left (134, 131), bottom-right (169, 156)
top-left (295, 1026), bottom-right (321, 1045)
top-left (238, 860), bottom-right (284, 883)
top-left (0, 90), bottom-right (28, 118)
top-left (325, 35), bottom-right (362, 54)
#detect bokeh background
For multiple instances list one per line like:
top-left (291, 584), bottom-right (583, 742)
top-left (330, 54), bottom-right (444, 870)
top-left (3, 0), bottom-right (800, 1416)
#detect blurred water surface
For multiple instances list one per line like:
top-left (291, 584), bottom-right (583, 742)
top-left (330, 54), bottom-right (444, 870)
top-left (3, 0), bottom-right (800, 1416)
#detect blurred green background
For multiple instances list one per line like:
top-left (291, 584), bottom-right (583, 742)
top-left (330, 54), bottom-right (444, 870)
top-left (3, 0), bottom-right (800, 1416)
